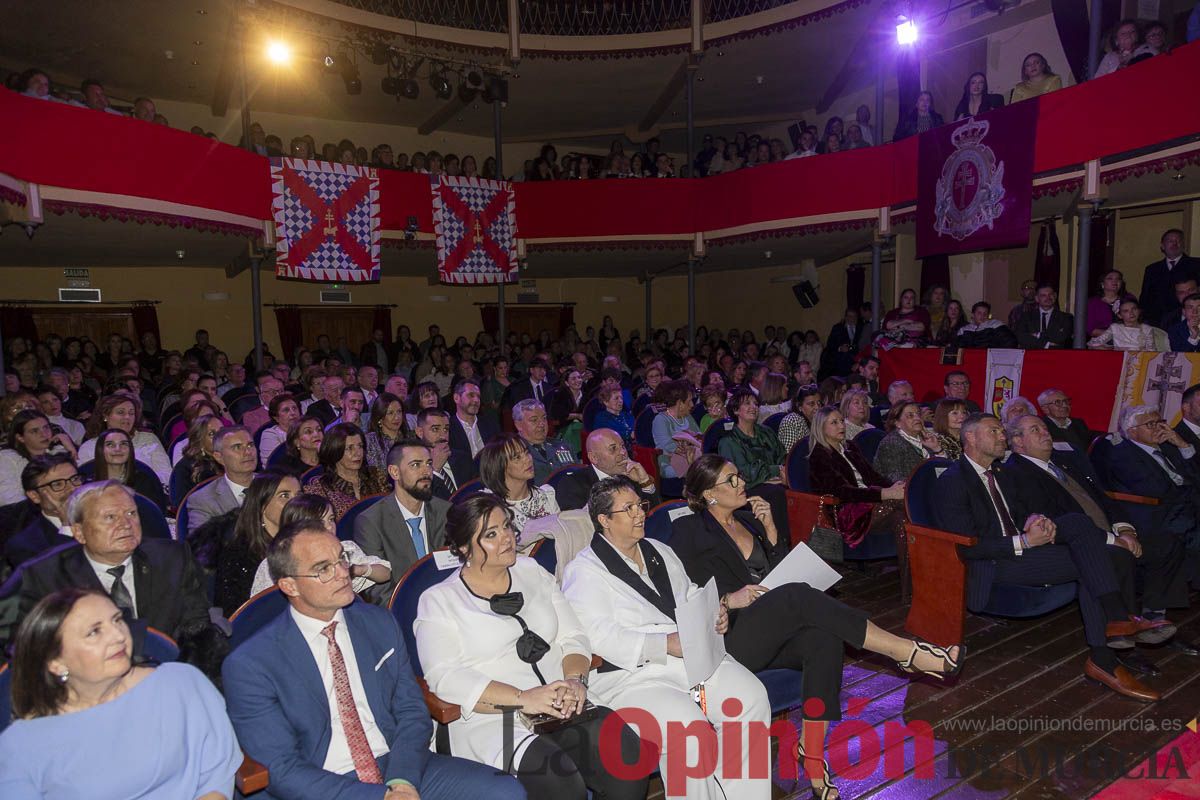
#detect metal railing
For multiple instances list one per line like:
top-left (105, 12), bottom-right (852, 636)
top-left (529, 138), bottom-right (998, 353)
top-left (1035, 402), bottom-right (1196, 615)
top-left (320, 0), bottom-right (802, 35)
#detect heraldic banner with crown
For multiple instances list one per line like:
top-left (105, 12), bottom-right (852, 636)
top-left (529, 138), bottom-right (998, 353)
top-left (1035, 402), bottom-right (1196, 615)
top-left (271, 158), bottom-right (381, 282)
top-left (433, 175), bottom-right (519, 285)
top-left (916, 100), bottom-right (1038, 259)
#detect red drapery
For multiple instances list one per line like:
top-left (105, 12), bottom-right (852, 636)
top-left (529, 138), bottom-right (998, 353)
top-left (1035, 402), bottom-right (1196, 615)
top-left (1, 305), bottom-right (39, 344)
top-left (1, 42), bottom-right (1198, 242)
top-left (129, 303), bottom-right (160, 345)
top-left (878, 348), bottom-right (1125, 431)
top-left (845, 265), bottom-right (865, 311)
top-left (372, 306), bottom-right (393, 344)
top-left (274, 306), bottom-right (304, 363)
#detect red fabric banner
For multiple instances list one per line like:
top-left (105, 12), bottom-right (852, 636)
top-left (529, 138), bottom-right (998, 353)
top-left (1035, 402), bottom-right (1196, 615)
top-left (916, 101), bottom-right (1038, 258)
top-left (878, 348), bottom-right (1126, 432)
top-left (433, 176), bottom-right (519, 285)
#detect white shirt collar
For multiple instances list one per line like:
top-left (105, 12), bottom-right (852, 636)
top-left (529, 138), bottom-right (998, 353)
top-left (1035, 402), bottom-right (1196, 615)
top-left (457, 414), bottom-right (478, 431)
top-left (898, 430), bottom-right (926, 450)
top-left (395, 495), bottom-right (425, 521)
top-left (1183, 418), bottom-right (1200, 438)
top-left (84, 551), bottom-right (133, 579)
top-left (224, 475), bottom-right (249, 504)
top-left (966, 454), bottom-right (995, 476)
top-left (592, 465), bottom-right (612, 480)
top-left (1046, 416), bottom-right (1071, 429)
top-left (1017, 453), bottom-right (1054, 473)
top-left (43, 513), bottom-right (65, 530)
top-left (1129, 439), bottom-right (1162, 459)
top-left (290, 606), bottom-right (346, 643)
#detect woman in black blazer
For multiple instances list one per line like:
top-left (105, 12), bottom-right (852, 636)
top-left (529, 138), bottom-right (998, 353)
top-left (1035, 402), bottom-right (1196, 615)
top-left (953, 72), bottom-right (1005, 120)
top-left (672, 454), bottom-right (962, 799)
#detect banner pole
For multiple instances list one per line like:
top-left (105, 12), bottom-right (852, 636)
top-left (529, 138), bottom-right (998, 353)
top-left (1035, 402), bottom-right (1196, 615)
top-left (871, 239), bottom-right (883, 338)
top-left (1073, 205), bottom-right (1093, 349)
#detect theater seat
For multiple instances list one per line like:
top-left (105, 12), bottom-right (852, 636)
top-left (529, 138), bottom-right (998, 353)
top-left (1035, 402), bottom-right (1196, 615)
top-left (852, 428), bottom-right (886, 462)
top-left (134, 493), bottom-right (172, 540)
top-left (229, 586), bottom-right (289, 651)
top-left (448, 479), bottom-right (484, 504)
top-left (783, 439), bottom-right (838, 551)
top-left (336, 494), bottom-right (387, 541)
top-left (545, 464), bottom-right (586, 493)
top-left (634, 408), bottom-right (657, 447)
top-left (762, 412), bottom-right (787, 433)
top-left (702, 418), bottom-right (734, 454)
top-left (531, 538), bottom-right (557, 574)
top-left (645, 500), bottom-right (689, 545)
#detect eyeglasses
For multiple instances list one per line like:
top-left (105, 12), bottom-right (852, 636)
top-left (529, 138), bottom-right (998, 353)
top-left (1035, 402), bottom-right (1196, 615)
top-left (1045, 398), bottom-right (1071, 406)
top-left (1128, 419), bottom-right (1165, 429)
top-left (35, 474), bottom-right (83, 492)
top-left (714, 472), bottom-right (744, 489)
top-left (613, 500), bottom-right (651, 517)
top-left (288, 551), bottom-right (352, 583)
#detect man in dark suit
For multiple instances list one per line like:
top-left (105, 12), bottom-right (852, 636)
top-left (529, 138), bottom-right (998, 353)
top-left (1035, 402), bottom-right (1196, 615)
top-left (933, 414), bottom-right (1167, 701)
top-left (416, 409), bottom-right (459, 501)
top-left (1139, 229), bottom-right (1200, 330)
top-left (354, 439), bottom-right (450, 604)
top-left (1175, 383), bottom-right (1200, 451)
top-left (1015, 285), bottom-right (1075, 349)
top-left (555, 429), bottom-right (661, 512)
top-left (1155, 275), bottom-right (1198, 331)
top-left (1004, 415), bottom-right (1191, 673)
top-left (447, 378), bottom-right (498, 482)
top-left (306, 372), bottom-right (343, 428)
top-left (222, 524), bottom-right (523, 800)
top-left (16, 481), bottom-right (212, 644)
top-left (820, 307), bottom-right (868, 378)
top-left (1167, 293), bottom-right (1200, 353)
top-left (501, 357), bottom-right (551, 413)
top-left (5, 455), bottom-right (81, 571)
top-left (941, 371), bottom-right (981, 413)
top-left (1036, 388), bottom-right (1095, 452)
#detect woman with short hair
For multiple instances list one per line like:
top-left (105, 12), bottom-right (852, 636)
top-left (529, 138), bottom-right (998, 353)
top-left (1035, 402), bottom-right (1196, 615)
top-left (479, 433), bottom-right (560, 541)
top-left (718, 388), bottom-right (789, 536)
top-left (839, 389), bottom-right (875, 441)
top-left (873, 401), bottom-right (945, 483)
top-left (302, 422), bottom-right (389, 520)
top-left (778, 385), bottom-right (823, 454)
top-left (933, 399), bottom-right (969, 461)
top-left (0, 588), bottom-right (241, 797)
top-left (257, 392), bottom-right (300, 467)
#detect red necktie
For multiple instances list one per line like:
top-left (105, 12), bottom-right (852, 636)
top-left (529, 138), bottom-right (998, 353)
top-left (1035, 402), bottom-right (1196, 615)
top-left (321, 622), bottom-right (384, 784)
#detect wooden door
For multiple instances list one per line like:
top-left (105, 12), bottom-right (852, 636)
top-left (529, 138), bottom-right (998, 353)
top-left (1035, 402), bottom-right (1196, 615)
top-left (298, 308), bottom-right (375, 354)
top-left (31, 307), bottom-right (136, 345)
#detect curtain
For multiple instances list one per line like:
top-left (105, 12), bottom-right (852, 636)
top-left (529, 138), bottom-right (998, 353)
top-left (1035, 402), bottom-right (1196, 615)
top-left (1033, 222), bottom-right (1062, 290)
top-left (129, 303), bottom-right (160, 345)
top-left (1090, 212), bottom-right (1112, 282)
top-left (919, 255), bottom-right (951, 300)
top-left (274, 306), bottom-right (304, 362)
top-left (845, 265), bottom-right (866, 311)
top-left (1, 304), bottom-right (38, 344)
top-left (372, 306), bottom-right (393, 345)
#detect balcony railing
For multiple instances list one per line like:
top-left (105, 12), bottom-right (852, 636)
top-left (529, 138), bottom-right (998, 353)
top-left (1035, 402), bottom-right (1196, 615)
top-left (322, 0), bottom-right (802, 36)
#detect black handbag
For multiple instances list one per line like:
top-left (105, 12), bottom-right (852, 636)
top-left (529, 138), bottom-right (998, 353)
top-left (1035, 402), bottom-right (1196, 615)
top-left (807, 524), bottom-right (845, 563)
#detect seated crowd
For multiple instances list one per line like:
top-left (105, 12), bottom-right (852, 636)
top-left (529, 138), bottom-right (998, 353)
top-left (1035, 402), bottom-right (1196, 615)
top-left (1, 294), bottom-right (1199, 799)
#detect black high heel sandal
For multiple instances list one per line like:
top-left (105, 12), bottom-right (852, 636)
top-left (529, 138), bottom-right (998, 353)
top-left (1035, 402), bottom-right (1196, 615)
top-left (896, 640), bottom-right (965, 681)
top-left (796, 738), bottom-right (839, 800)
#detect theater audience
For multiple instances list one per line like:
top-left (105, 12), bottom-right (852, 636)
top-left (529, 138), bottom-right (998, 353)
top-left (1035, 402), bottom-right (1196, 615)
top-left (274, 414), bottom-right (324, 476)
top-left (353, 437), bottom-right (448, 604)
top-left (478, 434), bottom-right (560, 541)
top-left (652, 379), bottom-right (702, 479)
top-left (756, 373), bottom-right (791, 422)
top-left (1, 411), bottom-right (76, 505)
top-left (893, 91), bottom-right (945, 140)
top-left (932, 300), bottom-right (967, 345)
top-left (698, 384), bottom-right (727, 433)
top-left (1037, 389), bottom-right (1094, 452)
top-left (1010, 52), bottom-right (1064, 103)
top-left (77, 393), bottom-right (170, 485)
top-left (933, 399), bottom-right (969, 461)
top-left (718, 388), bottom-right (789, 536)
top-left (224, 521), bottom-right (521, 800)
top-left (1094, 19), bottom-right (1145, 78)
top-left (1087, 298), bottom-right (1168, 351)
top-left (5, 455), bottom-right (82, 571)
top-left (211, 471), bottom-right (299, 615)
top-left (1087, 270), bottom-right (1137, 338)
top-left (1141, 229), bottom-right (1200, 330)
top-left (415, 494), bottom-right (647, 800)
top-left (90, 428), bottom-right (167, 513)
top-left (1015, 285), bottom-right (1075, 349)
top-left (778, 385), bottom-right (822, 453)
top-left (874, 401), bottom-right (944, 483)
top-left (258, 392), bottom-right (300, 466)
top-left (363, 392), bottom-right (408, 470)
top-left (555, 428), bottom-right (659, 512)
top-left (592, 384), bottom-right (636, 451)
top-left (303, 422), bottom-right (389, 521)
top-left (0, 589), bottom-right (241, 797)
top-left (877, 289), bottom-right (932, 348)
top-left (172, 414), bottom-right (223, 500)
top-left (954, 72), bottom-right (1005, 119)
top-left (840, 388), bottom-right (875, 441)
top-left (34, 383), bottom-right (84, 445)
top-left (186, 426), bottom-right (258, 531)
top-left (513, 400), bottom-right (575, 484)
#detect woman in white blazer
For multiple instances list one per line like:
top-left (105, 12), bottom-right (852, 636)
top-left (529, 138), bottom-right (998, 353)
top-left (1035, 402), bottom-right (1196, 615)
top-left (562, 475), bottom-right (773, 800)
top-left (414, 493), bottom-right (647, 800)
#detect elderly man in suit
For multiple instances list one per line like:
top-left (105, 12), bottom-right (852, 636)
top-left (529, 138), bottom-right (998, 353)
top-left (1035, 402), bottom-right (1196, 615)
top-left (1140, 229), bottom-right (1200, 329)
top-left (1015, 285), bottom-right (1075, 349)
top-left (354, 438), bottom-right (450, 605)
top-left (555, 428), bottom-right (660, 512)
top-left (15, 480), bottom-right (214, 653)
top-left (933, 414), bottom-right (1169, 701)
top-left (185, 426), bottom-right (258, 530)
top-left (512, 399), bottom-right (575, 485)
top-left (241, 374), bottom-right (285, 435)
top-left (1003, 414), bottom-right (1191, 674)
top-left (5, 454), bottom-right (81, 571)
top-left (222, 523), bottom-right (523, 800)
top-left (1037, 388), bottom-right (1095, 452)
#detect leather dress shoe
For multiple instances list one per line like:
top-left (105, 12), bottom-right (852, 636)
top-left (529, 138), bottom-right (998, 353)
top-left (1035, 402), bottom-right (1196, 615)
top-left (1105, 616), bottom-right (1175, 647)
top-left (1115, 650), bottom-right (1161, 677)
top-left (1084, 659), bottom-right (1160, 703)
top-left (1165, 639), bottom-right (1200, 656)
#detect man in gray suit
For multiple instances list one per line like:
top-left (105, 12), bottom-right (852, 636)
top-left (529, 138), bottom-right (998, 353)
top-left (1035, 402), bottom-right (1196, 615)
top-left (354, 437), bottom-right (450, 604)
top-left (186, 426), bottom-right (258, 531)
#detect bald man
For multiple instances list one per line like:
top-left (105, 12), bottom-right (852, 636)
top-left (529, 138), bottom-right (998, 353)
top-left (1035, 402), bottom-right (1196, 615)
top-left (555, 428), bottom-right (661, 511)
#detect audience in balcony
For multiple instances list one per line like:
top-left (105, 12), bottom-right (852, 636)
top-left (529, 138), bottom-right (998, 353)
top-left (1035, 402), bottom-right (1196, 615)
top-left (876, 288), bottom-right (932, 349)
top-left (954, 72), bottom-right (1006, 119)
top-left (1140, 229), bottom-right (1200, 329)
top-left (1010, 52), bottom-right (1063, 104)
top-left (893, 91), bottom-right (945, 141)
top-left (1087, 298), bottom-right (1168, 351)
top-left (1093, 19), bottom-right (1156, 78)
top-left (1014, 285), bottom-right (1075, 349)
top-left (1087, 270), bottom-right (1138, 338)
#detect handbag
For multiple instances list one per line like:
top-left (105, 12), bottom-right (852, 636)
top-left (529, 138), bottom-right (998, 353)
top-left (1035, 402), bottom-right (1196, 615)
top-left (519, 701), bottom-right (604, 735)
top-left (807, 524), bottom-right (844, 563)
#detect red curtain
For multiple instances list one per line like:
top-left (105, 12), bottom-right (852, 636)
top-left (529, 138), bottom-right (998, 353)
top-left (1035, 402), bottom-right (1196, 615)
top-left (845, 265), bottom-right (865, 311)
top-left (129, 303), bottom-right (160, 344)
top-left (372, 306), bottom-right (393, 344)
top-left (274, 306), bottom-right (304, 362)
top-left (1033, 222), bottom-right (1062, 290)
top-left (920, 256), bottom-right (951, 300)
top-left (1, 304), bottom-right (38, 344)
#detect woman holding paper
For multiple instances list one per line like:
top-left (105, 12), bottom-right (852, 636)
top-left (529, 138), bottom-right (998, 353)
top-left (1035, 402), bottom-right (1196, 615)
top-left (562, 475), bottom-right (773, 800)
top-left (673, 454), bottom-right (964, 799)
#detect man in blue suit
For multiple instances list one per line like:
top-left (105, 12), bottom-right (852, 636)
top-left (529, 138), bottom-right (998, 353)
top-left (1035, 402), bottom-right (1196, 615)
top-left (222, 523), bottom-right (525, 800)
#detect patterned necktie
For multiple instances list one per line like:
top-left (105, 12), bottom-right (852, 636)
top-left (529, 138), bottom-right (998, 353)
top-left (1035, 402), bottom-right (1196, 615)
top-left (1150, 450), bottom-right (1184, 486)
top-left (406, 517), bottom-right (426, 558)
top-left (534, 382), bottom-right (542, 404)
top-left (321, 622), bottom-right (383, 784)
top-left (107, 565), bottom-right (134, 616)
top-left (984, 469), bottom-right (1020, 537)
top-left (1040, 311), bottom-right (1049, 333)
top-left (1048, 463), bottom-right (1109, 530)
top-left (442, 467), bottom-right (457, 492)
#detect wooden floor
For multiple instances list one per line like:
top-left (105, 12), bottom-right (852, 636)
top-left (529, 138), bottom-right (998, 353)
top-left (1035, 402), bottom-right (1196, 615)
top-left (649, 563), bottom-right (1200, 800)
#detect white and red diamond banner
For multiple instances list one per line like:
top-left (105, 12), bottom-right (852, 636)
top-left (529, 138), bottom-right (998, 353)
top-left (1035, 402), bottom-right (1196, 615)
top-left (271, 158), bottom-right (380, 282)
top-left (433, 175), bottom-right (518, 285)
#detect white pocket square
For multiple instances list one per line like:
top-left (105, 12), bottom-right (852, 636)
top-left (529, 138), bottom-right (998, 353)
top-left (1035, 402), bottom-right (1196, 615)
top-left (374, 648), bottom-right (395, 671)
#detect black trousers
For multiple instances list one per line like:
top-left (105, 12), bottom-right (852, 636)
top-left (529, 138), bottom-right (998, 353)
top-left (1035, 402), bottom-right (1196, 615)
top-left (990, 513), bottom-right (1133, 648)
top-left (747, 482), bottom-right (791, 542)
top-left (1134, 522), bottom-right (1188, 610)
top-left (724, 582), bottom-right (869, 721)
top-left (514, 708), bottom-right (648, 800)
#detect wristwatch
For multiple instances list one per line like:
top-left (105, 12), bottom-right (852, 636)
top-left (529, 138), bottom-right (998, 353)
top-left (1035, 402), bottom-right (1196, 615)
top-left (568, 673), bottom-right (589, 688)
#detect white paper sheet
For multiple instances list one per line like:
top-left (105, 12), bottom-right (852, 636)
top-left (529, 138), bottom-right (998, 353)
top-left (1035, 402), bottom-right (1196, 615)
top-left (758, 541), bottom-right (843, 592)
top-left (675, 578), bottom-right (726, 687)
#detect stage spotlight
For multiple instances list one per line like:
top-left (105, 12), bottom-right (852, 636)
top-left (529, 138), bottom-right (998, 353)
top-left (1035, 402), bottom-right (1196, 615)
top-left (429, 68), bottom-right (452, 100)
top-left (481, 76), bottom-right (508, 104)
top-left (896, 16), bottom-right (918, 45)
top-left (265, 40), bottom-right (291, 65)
top-left (400, 78), bottom-right (420, 99)
top-left (370, 42), bottom-right (391, 65)
top-left (458, 81), bottom-right (478, 103)
top-left (464, 70), bottom-right (484, 90)
top-left (381, 75), bottom-right (401, 95)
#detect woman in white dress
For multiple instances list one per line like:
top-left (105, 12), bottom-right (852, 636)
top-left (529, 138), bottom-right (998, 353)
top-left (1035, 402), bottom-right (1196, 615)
top-left (415, 494), bottom-right (647, 800)
top-left (562, 475), bottom-right (773, 800)
top-left (1086, 298), bottom-right (1167, 351)
top-left (76, 392), bottom-right (171, 485)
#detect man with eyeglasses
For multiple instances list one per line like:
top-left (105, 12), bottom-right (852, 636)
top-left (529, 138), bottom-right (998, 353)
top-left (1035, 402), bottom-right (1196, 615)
top-left (1037, 388), bottom-right (1095, 453)
top-left (242, 373), bottom-right (285, 435)
top-left (6, 454), bottom-right (82, 571)
top-left (223, 522), bottom-right (525, 800)
top-left (555, 428), bottom-right (660, 512)
top-left (942, 371), bottom-right (981, 413)
top-left (186, 426), bottom-right (258, 531)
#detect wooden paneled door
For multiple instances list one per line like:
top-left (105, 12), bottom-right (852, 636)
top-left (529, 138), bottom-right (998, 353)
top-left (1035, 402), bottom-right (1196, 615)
top-left (31, 307), bottom-right (136, 345)
top-left (297, 308), bottom-right (375, 354)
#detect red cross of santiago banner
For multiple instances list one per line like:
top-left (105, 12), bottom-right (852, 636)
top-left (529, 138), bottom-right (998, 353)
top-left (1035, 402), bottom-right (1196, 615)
top-left (433, 175), bottom-right (519, 285)
top-left (916, 100), bottom-right (1038, 259)
top-left (271, 158), bottom-right (381, 282)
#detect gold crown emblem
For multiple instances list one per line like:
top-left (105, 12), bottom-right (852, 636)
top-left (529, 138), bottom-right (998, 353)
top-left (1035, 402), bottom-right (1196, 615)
top-left (950, 118), bottom-right (990, 149)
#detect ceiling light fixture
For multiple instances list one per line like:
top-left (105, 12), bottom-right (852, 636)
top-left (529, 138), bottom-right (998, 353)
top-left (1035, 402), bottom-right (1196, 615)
top-left (429, 66), bottom-right (452, 100)
top-left (265, 40), bottom-right (291, 65)
top-left (896, 16), bottom-right (918, 45)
